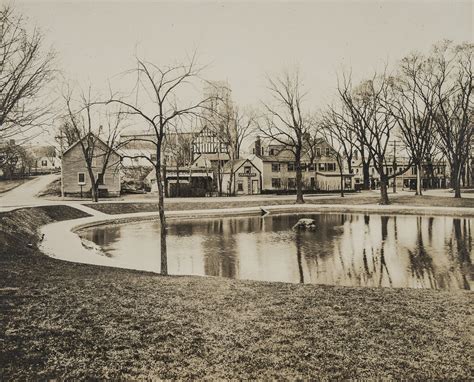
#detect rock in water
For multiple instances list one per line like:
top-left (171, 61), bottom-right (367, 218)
top-left (293, 218), bottom-right (317, 230)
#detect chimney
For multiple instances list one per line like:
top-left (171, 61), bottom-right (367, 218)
top-left (254, 136), bottom-right (262, 158)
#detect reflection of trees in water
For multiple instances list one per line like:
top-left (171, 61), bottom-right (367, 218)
top-left (449, 219), bottom-right (472, 290)
top-left (201, 219), bottom-right (239, 279)
top-left (407, 216), bottom-right (437, 289)
top-left (377, 216), bottom-right (393, 287)
top-left (88, 224), bottom-right (122, 248)
top-left (295, 231), bottom-right (304, 283)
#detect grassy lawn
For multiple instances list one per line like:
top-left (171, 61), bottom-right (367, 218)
top-left (85, 193), bottom-right (474, 215)
top-left (0, 205), bottom-right (472, 379)
top-left (0, 178), bottom-right (32, 193)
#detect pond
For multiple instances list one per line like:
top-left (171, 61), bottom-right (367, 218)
top-left (79, 213), bottom-right (473, 290)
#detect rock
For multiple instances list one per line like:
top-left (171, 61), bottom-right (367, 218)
top-left (293, 218), bottom-right (317, 231)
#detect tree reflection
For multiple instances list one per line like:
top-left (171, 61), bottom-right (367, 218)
top-left (407, 216), bottom-right (436, 288)
top-left (295, 231), bottom-right (305, 283)
top-left (451, 218), bottom-right (472, 290)
top-left (378, 216), bottom-right (393, 287)
top-left (202, 219), bottom-right (239, 278)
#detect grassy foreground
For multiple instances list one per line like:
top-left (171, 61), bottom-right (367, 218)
top-left (85, 193), bottom-right (474, 215)
top-left (0, 205), bottom-right (472, 379)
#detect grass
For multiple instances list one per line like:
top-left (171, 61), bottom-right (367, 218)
top-left (85, 193), bottom-right (474, 215)
top-left (0, 178), bottom-right (32, 193)
top-left (0, 205), bottom-right (472, 379)
top-left (37, 178), bottom-right (61, 197)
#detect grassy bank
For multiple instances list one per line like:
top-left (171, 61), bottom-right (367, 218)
top-left (85, 194), bottom-right (474, 215)
top-left (1, 206), bottom-right (472, 379)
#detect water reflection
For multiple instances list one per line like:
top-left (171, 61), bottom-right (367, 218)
top-left (79, 213), bottom-right (473, 290)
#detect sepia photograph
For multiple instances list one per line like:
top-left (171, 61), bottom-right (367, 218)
top-left (0, 0), bottom-right (472, 379)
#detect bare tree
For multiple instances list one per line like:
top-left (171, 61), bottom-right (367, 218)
top-left (321, 105), bottom-right (357, 197)
top-left (389, 52), bottom-right (440, 195)
top-left (107, 56), bottom-right (210, 276)
top-left (259, 69), bottom-right (313, 204)
top-left (340, 73), bottom-right (413, 204)
top-left (164, 120), bottom-right (195, 197)
top-left (211, 105), bottom-right (256, 195)
top-left (427, 41), bottom-right (473, 198)
top-left (337, 73), bottom-right (375, 190)
top-left (0, 4), bottom-right (55, 140)
top-left (62, 86), bottom-right (125, 202)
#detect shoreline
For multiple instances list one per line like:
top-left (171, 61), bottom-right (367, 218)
top-left (40, 202), bottom-right (474, 277)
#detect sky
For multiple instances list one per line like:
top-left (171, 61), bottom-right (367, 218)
top-left (13, 0), bottom-right (474, 142)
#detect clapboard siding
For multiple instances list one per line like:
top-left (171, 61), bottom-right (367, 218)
top-left (62, 139), bottom-right (121, 196)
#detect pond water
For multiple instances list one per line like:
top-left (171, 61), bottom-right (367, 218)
top-left (79, 213), bottom-right (473, 290)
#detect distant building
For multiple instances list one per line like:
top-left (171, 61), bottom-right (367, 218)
top-left (351, 157), bottom-right (448, 190)
top-left (61, 134), bottom-right (121, 197)
top-left (27, 145), bottom-right (60, 174)
top-left (221, 158), bottom-right (261, 195)
top-left (251, 137), bottom-right (352, 192)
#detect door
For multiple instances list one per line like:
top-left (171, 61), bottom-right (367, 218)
top-left (252, 179), bottom-right (259, 195)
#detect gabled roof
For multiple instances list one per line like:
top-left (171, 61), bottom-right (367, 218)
top-left (62, 133), bottom-right (118, 157)
top-left (223, 158), bottom-right (261, 175)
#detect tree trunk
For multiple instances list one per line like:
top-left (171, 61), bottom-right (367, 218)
top-left (176, 165), bottom-right (180, 197)
top-left (163, 164), bottom-right (169, 198)
top-left (362, 160), bottom-right (370, 190)
top-left (454, 177), bottom-right (462, 198)
top-left (379, 174), bottom-right (390, 205)
top-left (416, 163), bottom-right (422, 196)
top-left (452, 160), bottom-right (462, 198)
top-left (155, 153), bottom-right (168, 276)
top-left (295, 152), bottom-right (304, 204)
top-left (88, 168), bottom-right (98, 202)
top-left (339, 165), bottom-right (345, 198)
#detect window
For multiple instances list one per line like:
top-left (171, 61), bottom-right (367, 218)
top-left (41, 159), bottom-right (48, 167)
top-left (288, 178), bottom-right (296, 189)
top-left (318, 163), bottom-right (326, 171)
top-left (308, 163), bottom-right (315, 171)
top-left (310, 177), bottom-right (315, 188)
top-left (269, 148), bottom-right (276, 155)
top-left (237, 182), bottom-right (244, 192)
top-left (316, 148), bottom-right (321, 157)
top-left (97, 173), bottom-right (104, 185)
top-left (78, 172), bottom-right (86, 185)
top-left (327, 163), bottom-right (336, 172)
top-left (271, 163), bottom-right (280, 172)
top-left (325, 148), bottom-right (330, 157)
top-left (244, 166), bottom-right (251, 174)
top-left (272, 178), bottom-right (281, 188)
top-left (287, 162), bottom-right (295, 171)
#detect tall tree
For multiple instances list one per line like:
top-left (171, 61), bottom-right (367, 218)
top-left (388, 52), bottom-right (440, 195)
top-left (108, 56), bottom-right (210, 275)
top-left (259, 69), bottom-right (313, 204)
top-left (321, 105), bottom-right (357, 197)
top-left (428, 41), bottom-right (473, 198)
top-left (339, 73), bottom-right (412, 204)
top-left (337, 74), bottom-right (374, 190)
top-left (0, 4), bottom-right (55, 140)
